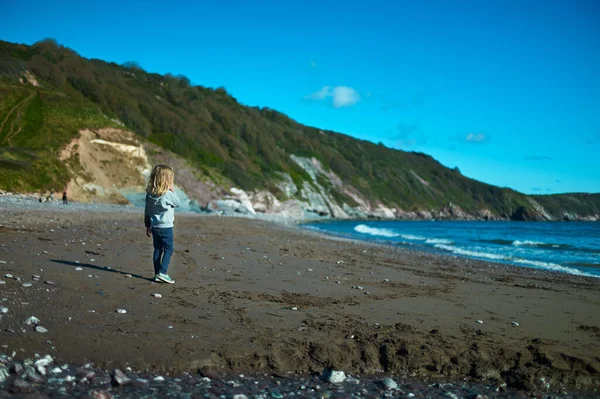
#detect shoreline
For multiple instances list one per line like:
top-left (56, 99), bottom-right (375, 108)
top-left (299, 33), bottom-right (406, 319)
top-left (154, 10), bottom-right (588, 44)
top-left (0, 206), bottom-right (599, 393)
top-left (3, 193), bottom-right (599, 282)
top-left (3, 192), bottom-right (600, 223)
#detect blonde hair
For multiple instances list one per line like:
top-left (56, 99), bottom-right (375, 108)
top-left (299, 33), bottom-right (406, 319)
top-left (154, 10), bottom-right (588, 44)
top-left (146, 164), bottom-right (174, 196)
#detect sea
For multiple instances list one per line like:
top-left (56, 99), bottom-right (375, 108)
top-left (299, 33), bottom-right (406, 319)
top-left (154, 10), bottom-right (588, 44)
top-left (303, 220), bottom-right (600, 278)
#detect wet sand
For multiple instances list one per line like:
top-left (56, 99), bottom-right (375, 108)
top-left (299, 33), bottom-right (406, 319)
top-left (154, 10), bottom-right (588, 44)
top-left (0, 209), bottom-right (599, 392)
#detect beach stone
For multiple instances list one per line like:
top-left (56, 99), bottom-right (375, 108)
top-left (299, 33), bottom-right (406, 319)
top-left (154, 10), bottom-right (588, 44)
top-left (153, 375), bottom-right (165, 382)
top-left (22, 283), bottom-right (33, 287)
top-left (233, 395), bottom-right (248, 399)
top-left (0, 307), bottom-right (7, 314)
top-left (321, 367), bottom-right (346, 384)
top-left (0, 280), bottom-right (5, 285)
top-left (44, 281), bottom-right (55, 285)
top-left (75, 267), bottom-right (83, 271)
top-left (151, 293), bottom-right (162, 298)
top-left (381, 377), bottom-right (398, 389)
top-left (91, 376), bottom-right (112, 388)
top-left (26, 372), bottom-right (45, 383)
top-left (76, 369), bottom-right (96, 380)
top-left (10, 363), bottom-right (24, 375)
top-left (35, 326), bottom-right (48, 333)
top-left (89, 389), bottom-right (113, 399)
top-left (133, 378), bottom-right (149, 387)
top-left (116, 309), bottom-right (126, 314)
top-left (34, 356), bottom-right (53, 374)
top-left (25, 316), bottom-right (40, 325)
top-left (10, 379), bottom-right (34, 394)
top-left (111, 368), bottom-right (131, 385)
top-left (4, 274), bottom-right (12, 278)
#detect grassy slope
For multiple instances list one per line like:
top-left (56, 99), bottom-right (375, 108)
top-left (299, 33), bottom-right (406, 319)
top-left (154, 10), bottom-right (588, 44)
top-left (0, 39), bottom-right (598, 219)
top-left (0, 79), bottom-right (118, 192)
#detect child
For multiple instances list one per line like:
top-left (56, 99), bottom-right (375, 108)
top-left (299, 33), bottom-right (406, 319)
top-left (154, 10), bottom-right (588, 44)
top-left (144, 164), bottom-right (180, 284)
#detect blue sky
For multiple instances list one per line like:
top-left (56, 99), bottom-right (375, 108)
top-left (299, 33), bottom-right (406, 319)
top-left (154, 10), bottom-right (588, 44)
top-left (2, 0), bottom-right (599, 194)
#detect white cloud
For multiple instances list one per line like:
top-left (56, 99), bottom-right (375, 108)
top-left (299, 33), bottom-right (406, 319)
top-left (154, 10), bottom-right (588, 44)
top-left (332, 86), bottom-right (360, 108)
top-left (305, 86), bottom-right (331, 100)
top-left (465, 133), bottom-right (486, 143)
top-left (305, 85), bottom-right (361, 108)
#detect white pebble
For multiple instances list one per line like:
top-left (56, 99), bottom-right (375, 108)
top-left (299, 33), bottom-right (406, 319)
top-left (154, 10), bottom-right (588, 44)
top-left (152, 293), bottom-right (162, 298)
top-left (116, 309), bottom-right (127, 314)
top-left (0, 307), bottom-right (8, 314)
top-left (75, 267), bottom-right (82, 271)
top-left (476, 320), bottom-right (483, 324)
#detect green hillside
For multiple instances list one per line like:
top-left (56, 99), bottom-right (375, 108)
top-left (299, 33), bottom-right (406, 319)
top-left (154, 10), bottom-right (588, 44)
top-left (0, 39), bottom-right (598, 220)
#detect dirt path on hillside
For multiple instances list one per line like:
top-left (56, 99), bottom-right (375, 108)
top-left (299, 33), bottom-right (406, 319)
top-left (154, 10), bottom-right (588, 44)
top-left (0, 210), bottom-right (599, 392)
top-left (0, 90), bottom-right (34, 146)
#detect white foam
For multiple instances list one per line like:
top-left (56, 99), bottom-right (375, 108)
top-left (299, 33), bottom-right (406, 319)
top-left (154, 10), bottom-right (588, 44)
top-left (425, 238), bottom-right (453, 245)
top-left (513, 258), bottom-right (597, 278)
top-left (401, 234), bottom-right (427, 241)
top-left (512, 240), bottom-right (545, 247)
top-left (434, 244), bottom-right (507, 260)
top-left (354, 224), bottom-right (399, 238)
top-left (434, 244), bottom-right (599, 278)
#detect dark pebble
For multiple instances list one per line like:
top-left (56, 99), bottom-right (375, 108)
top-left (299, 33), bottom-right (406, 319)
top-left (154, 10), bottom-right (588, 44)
top-left (91, 376), bottom-right (112, 388)
top-left (10, 363), bottom-right (24, 375)
top-left (11, 378), bottom-right (34, 394)
top-left (88, 389), bottom-right (113, 399)
top-left (26, 373), bottom-right (44, 384)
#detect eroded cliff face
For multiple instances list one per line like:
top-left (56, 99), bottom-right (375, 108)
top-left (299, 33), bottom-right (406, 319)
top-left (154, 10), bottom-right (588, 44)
top-left (59, 131), bottom-right (598, 222)
top-left (60, 129), bottom-right (151, 204)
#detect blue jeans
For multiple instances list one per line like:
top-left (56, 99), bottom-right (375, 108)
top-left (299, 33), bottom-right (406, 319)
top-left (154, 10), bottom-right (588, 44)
top-left (152, 227), bottom-right (174, 275)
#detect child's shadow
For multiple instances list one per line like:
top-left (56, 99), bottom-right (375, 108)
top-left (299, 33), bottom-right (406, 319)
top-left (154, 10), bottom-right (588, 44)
top-left (50, 260), bottom-right (154, 282)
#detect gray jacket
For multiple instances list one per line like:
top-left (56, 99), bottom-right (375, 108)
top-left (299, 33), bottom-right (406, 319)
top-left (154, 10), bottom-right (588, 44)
top-left (144, 190), bottom-right (180, 228)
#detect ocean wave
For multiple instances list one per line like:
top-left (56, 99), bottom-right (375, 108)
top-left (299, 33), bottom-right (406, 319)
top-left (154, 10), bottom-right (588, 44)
top-left (425, 238), bottom-right (453, 245)
top-left (433, 244), bottom-right (506, 260)
top-left (401, 234), bottom-right (427, 241)
top-left (354, 224), bottom-right (399, 238)
top-left (513, 258), bottom-right (598, 278)
top-left (512, 240), bottom-right (545, 247)
top-left (434, 244), bottom-right (599, 278)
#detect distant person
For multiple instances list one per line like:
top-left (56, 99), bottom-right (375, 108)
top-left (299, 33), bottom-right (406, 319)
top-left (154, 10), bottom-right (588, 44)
top-left (144, 164), bottom-right (180, 284)
top-left (49, 190), bottom-right (54, 202)
top-left (62, 190), bottom-right (68, 205)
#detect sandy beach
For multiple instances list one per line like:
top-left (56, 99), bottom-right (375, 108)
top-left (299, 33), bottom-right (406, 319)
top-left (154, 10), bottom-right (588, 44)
top-left (0, 207), bottom-right (599, 393)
